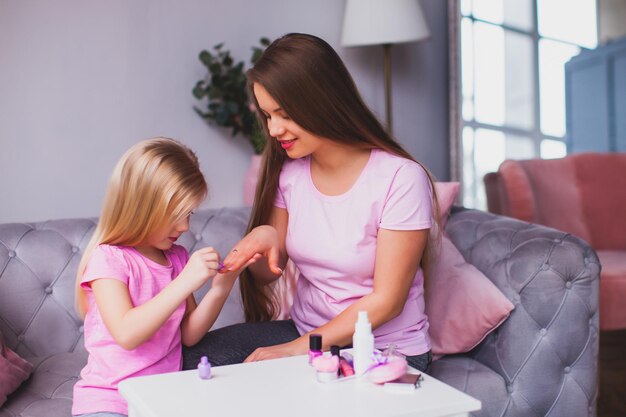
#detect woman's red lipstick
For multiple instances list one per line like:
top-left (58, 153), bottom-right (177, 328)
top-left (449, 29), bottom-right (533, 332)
top-left (280, 139), bottom-right (296, 150)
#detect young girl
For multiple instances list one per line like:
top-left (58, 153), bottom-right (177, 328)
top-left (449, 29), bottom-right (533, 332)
top-left (183, 33), bottom-right (439, 372)
top-left (72, 138), bottom-right (254, 417)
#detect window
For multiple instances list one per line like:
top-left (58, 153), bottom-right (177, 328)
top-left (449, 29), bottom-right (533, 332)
top-left (457, 0), bottom-right (597, 209)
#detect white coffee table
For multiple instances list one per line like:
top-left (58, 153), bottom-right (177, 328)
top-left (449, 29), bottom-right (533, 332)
top-left (119, 354), bottom-right (481, 417)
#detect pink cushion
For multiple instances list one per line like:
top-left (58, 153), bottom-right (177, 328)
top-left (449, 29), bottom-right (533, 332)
top-left (434, 182), bottom-right (460, 226)
top-left (426, 237), bottom-right (514, 356)
top-left (0, 332), bottom-right (33, 406)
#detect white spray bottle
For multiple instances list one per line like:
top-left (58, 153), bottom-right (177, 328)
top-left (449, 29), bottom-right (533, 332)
top-left (352, 310), bottom-right (374, 376)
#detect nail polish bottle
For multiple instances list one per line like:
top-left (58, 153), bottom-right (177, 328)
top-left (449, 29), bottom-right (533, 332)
top-left (198, 356), bottom-right (211, 379)
top-left (312, 355), bottom-right (339, 382)
top-left (308, 333), bottom-right (323, 365)
top-left (330, 345), bottom-right (341, 376)
top-left (331, 345), bottom-right (355, 377)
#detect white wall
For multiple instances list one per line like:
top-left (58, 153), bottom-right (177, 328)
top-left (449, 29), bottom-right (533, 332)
top-left (0, 0), bottom-right (449, 223)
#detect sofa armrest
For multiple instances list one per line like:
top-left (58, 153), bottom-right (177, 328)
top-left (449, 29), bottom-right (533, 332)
top-left (444, 208), bottom-right (599, 416)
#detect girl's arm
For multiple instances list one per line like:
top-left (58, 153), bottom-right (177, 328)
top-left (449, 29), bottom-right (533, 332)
top-left (91, 247), bottom-right (219, 350)
top-left (244, 227), bottom-right (429, 361)
top-left (222, 206), bottom-right (289, 284)
top-left (180, 254), bottom-right (262, 346)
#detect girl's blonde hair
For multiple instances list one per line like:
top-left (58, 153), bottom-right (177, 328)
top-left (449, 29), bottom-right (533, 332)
top-left (75, 137), bottom-right (207, 319)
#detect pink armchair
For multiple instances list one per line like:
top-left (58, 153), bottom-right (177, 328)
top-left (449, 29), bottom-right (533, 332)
top-left (485, 152), bottom-right (626, 330)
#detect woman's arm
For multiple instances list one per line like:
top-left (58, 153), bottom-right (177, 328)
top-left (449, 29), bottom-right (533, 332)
top-left (91, 247), bottom-right (219, 350)
top-left (244, 227), bottom-right (429, 361)
top-left (222, 207), bottom-right (289, 284)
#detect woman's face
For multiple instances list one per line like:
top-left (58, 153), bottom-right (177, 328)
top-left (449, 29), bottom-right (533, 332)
top-left (253, 83), bottom-right (324, 159)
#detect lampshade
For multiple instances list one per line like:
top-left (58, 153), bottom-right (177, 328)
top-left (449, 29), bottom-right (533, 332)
top-left (341, 0), bottom-right (430, 47)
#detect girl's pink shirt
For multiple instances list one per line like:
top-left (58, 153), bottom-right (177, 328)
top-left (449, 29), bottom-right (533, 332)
top-left (72, 244), bottom-right (189, 416)
top-left (275, 149), bottom-right (433, 356)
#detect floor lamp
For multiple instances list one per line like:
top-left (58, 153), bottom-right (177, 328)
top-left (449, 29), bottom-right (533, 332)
top-left (341, 0), bottom-right (430, 135)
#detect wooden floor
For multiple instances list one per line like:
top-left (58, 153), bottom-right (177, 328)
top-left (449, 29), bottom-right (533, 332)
top-left (597, 330), bottom-right (626, 417)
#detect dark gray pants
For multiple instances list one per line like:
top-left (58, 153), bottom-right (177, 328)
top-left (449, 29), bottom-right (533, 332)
top-left (182, 320), bottom-right (431, 372)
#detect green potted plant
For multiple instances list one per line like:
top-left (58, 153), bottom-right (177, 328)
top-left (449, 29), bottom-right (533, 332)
top-left (192, 37), bottom-right (271, 155)
top-left (192, 37), bottom-right (271, 205)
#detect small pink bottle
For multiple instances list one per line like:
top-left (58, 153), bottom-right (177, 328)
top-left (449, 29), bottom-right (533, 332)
top-left (308, 334), bottom-right (323, 365)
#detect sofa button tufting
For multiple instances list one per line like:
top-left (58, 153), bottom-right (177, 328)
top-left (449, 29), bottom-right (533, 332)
top-left (45, 287), bottom-right (53, 295)
top-left (564, 366), bottom-right (571, 373)
top-left (507, 384), bottom-right (514, 393)
top-left (72, 246), bottom-right (79, 253)
top-left (540, 328), bottom-right (547, 336)
top-left (79, 325), bottom-right (84, 333)
top-left (565, 282), bottom-right (572, 289)
top-left (17, 334), bottom-right (25, 342)
top-left (8, 250), bottom-right (16, 258)
top-left (541, 264), bottom-right (549, 271)
top-left (195, 234), bottom-right (202, 241)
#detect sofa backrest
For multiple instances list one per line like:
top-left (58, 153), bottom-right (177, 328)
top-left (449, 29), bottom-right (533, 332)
top-left (571, 152), bottom-right (626, 249)
top-left (0, 207), bottom-right (250, 358)
top-left (487, 152), bottom-right (626, 249)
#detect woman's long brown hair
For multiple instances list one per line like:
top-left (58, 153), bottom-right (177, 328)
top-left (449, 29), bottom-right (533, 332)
top-left (241, 33), bottom-right (440, 322)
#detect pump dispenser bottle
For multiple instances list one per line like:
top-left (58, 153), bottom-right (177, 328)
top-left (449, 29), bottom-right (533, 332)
top-left (352, 311), bottom-right (374, 376)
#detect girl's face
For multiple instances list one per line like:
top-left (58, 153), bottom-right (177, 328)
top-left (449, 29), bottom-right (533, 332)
top-left (143, 211), bottom-right (193, 252)
top-left (253, 83), bottom-right (324, 159)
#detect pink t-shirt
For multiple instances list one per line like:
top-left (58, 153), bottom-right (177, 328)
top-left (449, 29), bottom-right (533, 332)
top-left (72, 244), bottom-right (189, 416)
top-left (275, 149), bottom-right (433, 355)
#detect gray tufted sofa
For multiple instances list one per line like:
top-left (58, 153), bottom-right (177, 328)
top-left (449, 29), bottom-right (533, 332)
top-left (0, 207), bottom-right (599, 417)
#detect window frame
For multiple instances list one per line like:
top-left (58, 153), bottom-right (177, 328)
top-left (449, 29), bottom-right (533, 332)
top-left (448, 0), bottom-right (593, 208)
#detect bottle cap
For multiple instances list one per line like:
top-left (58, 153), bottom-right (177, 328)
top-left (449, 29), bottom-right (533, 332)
top-left (358, 311), bottom-right (369, 322)
top-left (309, 333), bottom-right (322, 350)
top-left (330, 345), bottom-right (340, 356)
top-left (355, 311), bottom-right (371, 332)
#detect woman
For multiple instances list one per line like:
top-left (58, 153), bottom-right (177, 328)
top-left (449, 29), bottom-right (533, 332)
top-left (183, 33), bottom-right (439, 372)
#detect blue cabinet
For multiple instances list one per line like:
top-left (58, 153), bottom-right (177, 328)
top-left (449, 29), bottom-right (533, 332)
top-left (565, 37), bottom-right (626, 153)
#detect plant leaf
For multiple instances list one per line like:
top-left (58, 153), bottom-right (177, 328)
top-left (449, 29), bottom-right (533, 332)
top-left (192, 83), bottom-right (205, 99)
top-left (199, 50), bottom-right (212, 66)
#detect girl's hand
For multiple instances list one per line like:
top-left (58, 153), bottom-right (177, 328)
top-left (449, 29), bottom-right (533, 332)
top-left (179, 247), bottom-right (220, 292)
top-left (220, 225), bottom-right (282, 275)
top-left (243, 339), bottom-right (305, 363)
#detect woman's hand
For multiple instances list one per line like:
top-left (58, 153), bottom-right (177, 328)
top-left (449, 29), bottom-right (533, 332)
top-left (220, 225), bottom-right (282, 275)
top-left (211, 253), bottom-right (263, 291)
top-left (179, 247), bottom-right (220, 292)
top-left (243, 338), bottom-right (306, 363)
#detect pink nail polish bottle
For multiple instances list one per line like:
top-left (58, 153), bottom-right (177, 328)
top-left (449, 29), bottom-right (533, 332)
top-left (308, 334), bottom-right (323, 365)
top-left (331, 345), bottom-right (355, 377)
